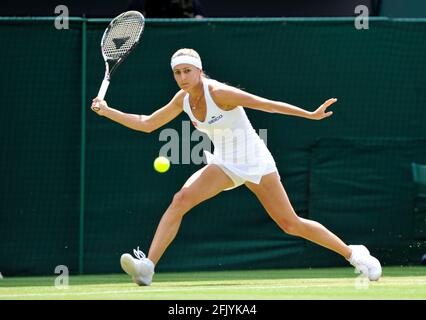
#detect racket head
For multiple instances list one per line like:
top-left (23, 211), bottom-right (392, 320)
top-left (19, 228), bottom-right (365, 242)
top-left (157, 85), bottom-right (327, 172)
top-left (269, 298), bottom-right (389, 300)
top-left (100, 11), bottom-right (145, 72)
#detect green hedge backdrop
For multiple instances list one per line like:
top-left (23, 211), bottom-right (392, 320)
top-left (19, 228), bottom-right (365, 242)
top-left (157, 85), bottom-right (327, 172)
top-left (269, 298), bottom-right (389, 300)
top-left (1, 17), bottom-right (425, 276)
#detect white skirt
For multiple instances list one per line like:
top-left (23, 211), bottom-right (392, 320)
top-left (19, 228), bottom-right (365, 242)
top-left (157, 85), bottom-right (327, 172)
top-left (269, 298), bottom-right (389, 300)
top-left (204, 140), bottom-right (279, 190)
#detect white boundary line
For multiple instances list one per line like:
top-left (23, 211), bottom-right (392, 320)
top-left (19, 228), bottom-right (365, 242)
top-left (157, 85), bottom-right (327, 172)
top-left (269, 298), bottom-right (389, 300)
top-left (0, 283), bottom-right (345, 298)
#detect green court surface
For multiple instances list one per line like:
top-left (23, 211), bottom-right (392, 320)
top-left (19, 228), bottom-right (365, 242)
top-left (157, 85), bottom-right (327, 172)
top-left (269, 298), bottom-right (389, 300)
top-left (0, 267), bottom-right (425, 300)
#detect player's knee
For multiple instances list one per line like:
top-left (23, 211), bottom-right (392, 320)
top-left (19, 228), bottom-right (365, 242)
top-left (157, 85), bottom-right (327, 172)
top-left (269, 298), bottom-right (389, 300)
top-left (171, 189), bottom-right (195, 210)
top-left (280, 217), bottom-right (302, 236)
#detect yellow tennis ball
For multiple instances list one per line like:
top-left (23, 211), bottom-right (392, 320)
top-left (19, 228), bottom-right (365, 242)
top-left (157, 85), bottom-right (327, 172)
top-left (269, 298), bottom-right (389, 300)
top-left (154, 156), bottom-right (170, 173)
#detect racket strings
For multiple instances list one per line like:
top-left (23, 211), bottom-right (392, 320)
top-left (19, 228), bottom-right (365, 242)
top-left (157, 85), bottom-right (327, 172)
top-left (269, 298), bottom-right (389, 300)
top-left (103, 13), bottom-right (144, 60)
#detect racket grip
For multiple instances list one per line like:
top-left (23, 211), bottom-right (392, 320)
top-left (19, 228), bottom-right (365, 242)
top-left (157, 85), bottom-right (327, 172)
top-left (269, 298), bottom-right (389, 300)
top-left (97, 79), bottom-right (110, 100)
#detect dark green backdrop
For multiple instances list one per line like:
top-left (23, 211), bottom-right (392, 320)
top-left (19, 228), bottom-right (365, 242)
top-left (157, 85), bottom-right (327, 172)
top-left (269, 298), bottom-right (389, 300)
top-left (1, 17), bottom-right (425, 276)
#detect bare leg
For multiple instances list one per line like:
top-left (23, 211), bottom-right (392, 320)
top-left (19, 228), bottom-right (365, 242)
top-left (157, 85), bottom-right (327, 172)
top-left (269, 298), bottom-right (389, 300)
top-left (245, 172), bottom-right (352, 259)
top-left (147, 164), bottom-right (234, 265)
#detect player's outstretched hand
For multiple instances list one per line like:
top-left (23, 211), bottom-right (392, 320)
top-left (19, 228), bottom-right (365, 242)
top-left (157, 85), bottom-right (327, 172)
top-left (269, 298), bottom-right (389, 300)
top-left (310, 98), bottom-right (337, 120)
top-left (91, 97), bottom-right (109, 116)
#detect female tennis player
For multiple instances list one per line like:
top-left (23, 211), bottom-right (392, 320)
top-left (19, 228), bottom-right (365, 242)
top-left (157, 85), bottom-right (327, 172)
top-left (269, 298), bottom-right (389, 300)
top-left (91, 48), bottom-right (382, 285)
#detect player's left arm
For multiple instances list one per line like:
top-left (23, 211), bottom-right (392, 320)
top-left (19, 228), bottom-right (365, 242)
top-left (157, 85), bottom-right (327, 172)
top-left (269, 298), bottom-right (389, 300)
top-left (212, 85), bottom-right (337, 120)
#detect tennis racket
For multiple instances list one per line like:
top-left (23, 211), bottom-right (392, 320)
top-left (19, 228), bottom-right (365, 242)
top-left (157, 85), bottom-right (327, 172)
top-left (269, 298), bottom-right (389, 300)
top-left (93, 11), bottom-right (145, 111)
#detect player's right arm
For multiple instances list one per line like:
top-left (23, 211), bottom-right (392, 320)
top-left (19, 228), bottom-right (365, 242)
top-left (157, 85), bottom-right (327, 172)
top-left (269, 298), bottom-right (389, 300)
top-left (91, 90), bottom-right (185, 133)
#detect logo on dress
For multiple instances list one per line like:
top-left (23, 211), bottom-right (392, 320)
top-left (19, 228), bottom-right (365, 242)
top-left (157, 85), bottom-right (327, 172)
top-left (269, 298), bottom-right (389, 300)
top-left (208, 114), bottom-right (223, 125)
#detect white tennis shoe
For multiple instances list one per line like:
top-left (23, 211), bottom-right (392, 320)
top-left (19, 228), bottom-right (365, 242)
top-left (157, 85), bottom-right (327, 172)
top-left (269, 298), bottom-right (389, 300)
top-left (120, 247), bottom-right (155, 286)
top-left (348, 245), bottom-right (382, 281)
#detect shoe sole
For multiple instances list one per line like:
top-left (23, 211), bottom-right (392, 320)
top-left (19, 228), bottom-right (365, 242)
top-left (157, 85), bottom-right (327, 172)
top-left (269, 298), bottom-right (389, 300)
top-left (120, 254), bottom-right (139, 277)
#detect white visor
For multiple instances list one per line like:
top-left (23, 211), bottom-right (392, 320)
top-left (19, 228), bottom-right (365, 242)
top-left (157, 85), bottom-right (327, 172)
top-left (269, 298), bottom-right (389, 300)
top-left (171, 55), bottom-right (202, 70)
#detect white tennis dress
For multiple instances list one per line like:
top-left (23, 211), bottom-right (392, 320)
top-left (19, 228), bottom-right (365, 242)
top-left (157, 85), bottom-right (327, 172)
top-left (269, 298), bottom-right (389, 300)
top-left (182, 78), bottom-right (278, 190)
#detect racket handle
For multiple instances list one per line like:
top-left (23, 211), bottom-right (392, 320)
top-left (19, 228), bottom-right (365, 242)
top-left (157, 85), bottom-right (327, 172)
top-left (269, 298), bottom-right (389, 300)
top-left (92, 79), bottom-right (110, 112)
top-left (97, 79), bottom-right (110, 100)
